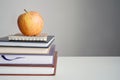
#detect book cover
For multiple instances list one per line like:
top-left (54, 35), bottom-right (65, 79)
top-left (8, 33), bottom-right (48, 42)
top-left (0, 44), bottom-right (55, 54)
top-left (0, 36), bottom-right (55, 48)
top-left (0, 45), bottom-right (56, 65)
top-left (0, 52), bottom-right (58, 76)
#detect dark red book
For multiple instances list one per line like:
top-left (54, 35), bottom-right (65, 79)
top-left (0, 51), bottom-right (58, 76)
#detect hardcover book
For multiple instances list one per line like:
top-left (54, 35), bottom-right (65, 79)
top-left (0, 36), bottom-right (55, 48)
top-left (0, 45), bottom-right (55, 65)
top-left (0, 44), bottom-right (55, 54)
top-left (0, 52), bottom-right (58, 76)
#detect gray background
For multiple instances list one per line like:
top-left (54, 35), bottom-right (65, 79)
top-left (0, 0), bottom-right (120, 56)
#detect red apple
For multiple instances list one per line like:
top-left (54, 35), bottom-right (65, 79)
top-left (17, 9), bottom-right (44, 36)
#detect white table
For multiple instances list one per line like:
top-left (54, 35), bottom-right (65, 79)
top-left (0, 57), bottom-right (120, 80)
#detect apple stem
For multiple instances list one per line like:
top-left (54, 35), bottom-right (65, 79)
top-left (24, 9), bottom-right (32, 18)
top-left (24, 9), bottom-right (28, 13)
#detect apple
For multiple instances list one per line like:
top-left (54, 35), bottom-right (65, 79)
top-left (17, 9), bottom-right (44, 36)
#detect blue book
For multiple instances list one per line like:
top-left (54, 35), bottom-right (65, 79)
top-left (0, 36), bottom-right (55, 48)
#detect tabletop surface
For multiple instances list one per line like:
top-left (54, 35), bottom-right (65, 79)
top-left (0, 57), bottom-right (120, 80)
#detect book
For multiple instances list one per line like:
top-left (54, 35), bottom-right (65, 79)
top-left (0, 52), bottom-right (57, 76)
top-left (8, 33), bottom-right (48, 42)
top-left (0, 45), bottom-right (55, 65)
top-left (0, 66), bottom-right (55, 76)
top-left (0, 44), bottom-right (55, 54)
top-left (0, 36), bottom-right (55, 48)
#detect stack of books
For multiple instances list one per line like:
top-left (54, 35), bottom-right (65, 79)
top-left (0, 33), bottom-right (57, 76)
